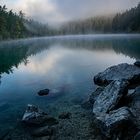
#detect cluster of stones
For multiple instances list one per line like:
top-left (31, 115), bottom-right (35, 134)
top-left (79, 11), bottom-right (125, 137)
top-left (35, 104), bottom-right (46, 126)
top-left (22, 104), bottom-right (71, 138)
top-left (22, 104), bottom-right (58, 137)
top-left (88, 61), bottom-right (140, 139)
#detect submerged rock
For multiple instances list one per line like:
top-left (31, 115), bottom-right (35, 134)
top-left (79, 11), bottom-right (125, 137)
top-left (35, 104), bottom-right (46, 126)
top-left (93, 80), bottom-right (128, 116)
top-left (94, 63), bottom-right (140, 86)
top-left (22, 104), bottom-right (58, 126)
top-left (38, 89), bottom-right (50, 96)
top-left (95, 107), bottom-right (135, 138)
top-left (22, 104), bottom-right (47, 125)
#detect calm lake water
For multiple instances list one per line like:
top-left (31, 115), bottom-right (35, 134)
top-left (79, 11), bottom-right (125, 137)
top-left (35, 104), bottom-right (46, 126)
top-left (0, 34), bottom-right (140, 136)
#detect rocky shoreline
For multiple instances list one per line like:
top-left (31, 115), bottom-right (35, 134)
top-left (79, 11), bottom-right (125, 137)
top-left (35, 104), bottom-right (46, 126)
top-left (84, 61), bottom-right (140, 140)
top-left (3, 61), bottom-right (140, 140)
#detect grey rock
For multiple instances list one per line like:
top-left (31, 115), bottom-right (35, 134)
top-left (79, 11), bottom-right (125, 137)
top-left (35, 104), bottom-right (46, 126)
top-left (89, 87), bottom-right (104, 104)
top-left (129, 86), bottom-right (140, 128)
top-left (128, 89), bottom-right (135, 96)
top-left (22, 104), bottom-right (45, 125)
top-left (92, 63), bottom-right (140, 139)
top-left (94, 63), bottom-right (140, 86)
top-left (22, 104), bottom-right (58, 126)
top-left (81, 87), bottom-right (104, 110)
top-left (134, 60), bottom-right (140, 67)
top-left (38, 89), bottom-right (49, 96)
top-left (93, 80), bottom-right (128, 116)
top-left (96, 107), bottom-right (135, 137)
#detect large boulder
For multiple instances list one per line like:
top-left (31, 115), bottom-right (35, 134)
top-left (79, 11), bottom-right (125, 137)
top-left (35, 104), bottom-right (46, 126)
top-left (81, 87), bottom-right (104, 110)
top-left (93, 80), bottom-right (128, 116)
top-left (22, 104), bottom-right (58, 126)
top-left (129, 86), bottom-right (140, 129)
top-left (95, 107), bottom-right (135, 138)
top-left (94, 63), bottom-right (140, 86)
top-left (89, 87), bottom-right (104, 104)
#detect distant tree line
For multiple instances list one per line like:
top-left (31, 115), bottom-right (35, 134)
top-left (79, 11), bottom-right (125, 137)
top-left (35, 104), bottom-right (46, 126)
top-left (60, 3), bottom-right (140, 34)
top-left (0, 3), bottom-right (140, 40)
top-left (60, 16), bottom-right (113, 34)
top-left (112, 3), bottom-right (140, 32)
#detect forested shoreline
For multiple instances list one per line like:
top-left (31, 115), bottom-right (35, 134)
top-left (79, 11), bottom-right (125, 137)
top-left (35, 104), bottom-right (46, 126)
top-left (0, 5), bottom-right (55, 40)
top-left (61, 3), bottom-right (140, 34)
top-left (0, 3), bottom-right (140, 40)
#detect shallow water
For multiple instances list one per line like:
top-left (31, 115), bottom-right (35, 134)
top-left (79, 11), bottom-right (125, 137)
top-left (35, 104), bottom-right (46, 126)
top-left (0, 34), bottom-right (140, 136)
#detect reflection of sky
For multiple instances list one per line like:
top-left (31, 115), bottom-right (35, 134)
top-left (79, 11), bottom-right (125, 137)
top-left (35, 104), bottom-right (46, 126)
top-left (0, 43), bottom-right (135, 101)
top-left (0, 38), bottom-right (136, 133)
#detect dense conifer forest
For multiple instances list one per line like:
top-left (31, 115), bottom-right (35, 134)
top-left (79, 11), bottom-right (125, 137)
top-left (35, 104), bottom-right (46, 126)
top-left (0, 3), bottom-right (140, 40)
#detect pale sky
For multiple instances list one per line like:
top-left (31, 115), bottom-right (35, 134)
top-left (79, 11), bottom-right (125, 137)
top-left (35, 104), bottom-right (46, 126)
top-left (0, 0), bottom-right (140, 24)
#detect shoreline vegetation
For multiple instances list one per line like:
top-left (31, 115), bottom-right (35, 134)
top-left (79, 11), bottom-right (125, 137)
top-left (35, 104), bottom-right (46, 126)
top-left (0, 3), bottom-right (140, 40)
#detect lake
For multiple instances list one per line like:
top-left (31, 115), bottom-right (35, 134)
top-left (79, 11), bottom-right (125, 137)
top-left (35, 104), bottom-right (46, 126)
top-left (0, 34), bottom-right (140, 137)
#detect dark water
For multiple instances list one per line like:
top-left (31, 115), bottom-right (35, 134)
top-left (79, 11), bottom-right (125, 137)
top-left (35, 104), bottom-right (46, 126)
top-left (0, 34), bottom-right (140, 135)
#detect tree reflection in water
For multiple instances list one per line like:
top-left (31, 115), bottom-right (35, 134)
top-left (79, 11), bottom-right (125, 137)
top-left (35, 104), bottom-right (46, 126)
top-left (0, 34), bottom-right (140, 85)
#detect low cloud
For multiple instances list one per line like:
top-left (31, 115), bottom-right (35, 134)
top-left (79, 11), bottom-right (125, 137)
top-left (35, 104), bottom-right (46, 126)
top-left (1, 0), bottom-right (140, 24)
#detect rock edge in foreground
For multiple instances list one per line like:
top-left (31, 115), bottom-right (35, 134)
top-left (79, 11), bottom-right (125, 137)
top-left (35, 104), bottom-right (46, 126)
top-left (94, 63), bottom-right (140, 86)
top-left (91, 62), bottom-right (140, 139)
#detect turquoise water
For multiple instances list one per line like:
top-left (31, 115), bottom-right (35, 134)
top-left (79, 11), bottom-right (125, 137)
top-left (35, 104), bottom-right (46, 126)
top-left (0, 34), bottom-right (140, 136)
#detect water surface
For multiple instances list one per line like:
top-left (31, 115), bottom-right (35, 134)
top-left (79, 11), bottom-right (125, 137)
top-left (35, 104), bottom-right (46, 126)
top-left (0, 34), bottom-right (140, 135)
